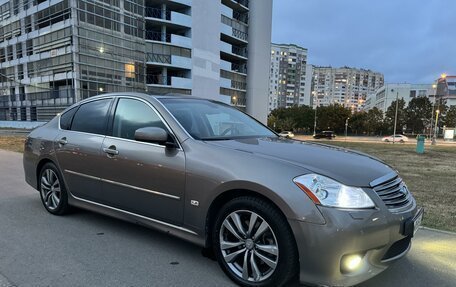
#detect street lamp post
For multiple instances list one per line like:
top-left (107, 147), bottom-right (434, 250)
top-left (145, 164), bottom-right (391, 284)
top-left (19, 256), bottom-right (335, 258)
top-left (430, 84), bottom-right (437, 141)
top-left (392, 90), bottom-right (399, 144)
top-left (313, 92), bottom-right (317, 136)
top-left (345, 117), bottom-right (349, 142)
top-left (433, 109), bottom-right (440, 145)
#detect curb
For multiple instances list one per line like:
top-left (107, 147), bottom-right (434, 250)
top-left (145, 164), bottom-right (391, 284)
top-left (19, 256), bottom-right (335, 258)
top-left (421, 226), bottom-right (456, 236)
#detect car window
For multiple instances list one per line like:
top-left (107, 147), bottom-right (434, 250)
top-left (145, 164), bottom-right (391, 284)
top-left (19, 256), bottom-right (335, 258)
top-left (71, 99), bottom-right (111, 135)
top-left (160, 98), bottom-right (276, 140)
top-left (112, 98), bottom-right (166, 140)
top-left (59, 107), bottom-right (77, 130)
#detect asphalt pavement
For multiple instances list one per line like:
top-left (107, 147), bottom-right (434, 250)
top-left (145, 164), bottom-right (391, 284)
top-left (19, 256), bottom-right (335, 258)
top-left (0, 150), bottom-right (455, 287)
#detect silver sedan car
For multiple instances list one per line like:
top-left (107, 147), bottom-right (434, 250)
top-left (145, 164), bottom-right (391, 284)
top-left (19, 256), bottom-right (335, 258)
top-left (23, 93), bottom-right (423, 287)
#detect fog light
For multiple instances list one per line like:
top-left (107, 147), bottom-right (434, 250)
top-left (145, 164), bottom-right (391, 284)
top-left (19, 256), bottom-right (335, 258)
top-left (341, 254), bottom-right (363, 273)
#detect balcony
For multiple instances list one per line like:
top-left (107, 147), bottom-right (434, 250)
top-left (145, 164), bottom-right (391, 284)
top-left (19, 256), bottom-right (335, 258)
top-left (220, 77), bottom-right (247, 91)
top-left (145, 31), bottom-right (191, 49)
top-left (169, 0), bottom-right (192, 6)
top-left (220, 59), bottom-right (247, 74)
top-left (221, 16), bottom-right (248, 44)
top-left (146, 53), bottom-right (191, 70)
top-left (220, 41), bottom-right (247, 61)
top-left (145, 7), bottom-right (191, 28)
top-left (146, 75), bottom-right (192, 90)
top-left (221, 0), bottom-right (249, 12)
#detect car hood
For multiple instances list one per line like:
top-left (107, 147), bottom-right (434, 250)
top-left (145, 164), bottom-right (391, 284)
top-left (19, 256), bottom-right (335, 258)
top-left (205, 137), bottom-right (394, 187)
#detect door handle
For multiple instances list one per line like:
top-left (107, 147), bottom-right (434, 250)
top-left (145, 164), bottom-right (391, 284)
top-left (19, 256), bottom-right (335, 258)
top-left (103, 146), bottom-right (119, 156)
top-left (58, 137), bottom-right (67, 146)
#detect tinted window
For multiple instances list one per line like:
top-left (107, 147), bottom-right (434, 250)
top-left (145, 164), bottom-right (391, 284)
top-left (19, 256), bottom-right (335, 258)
top-left (160, 99), bottom-right (276, 140)
top-left (113, 98), bottom-right (166, 140)
top-left (59, 107), bottom-right (77, 130)
top-left (71, 99), bottom-right (111, 135)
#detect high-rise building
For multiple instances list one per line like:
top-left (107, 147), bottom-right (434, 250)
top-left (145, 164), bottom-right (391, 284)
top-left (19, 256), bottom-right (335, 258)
top-left (0, 0), bottom-right (272, 123)
top-left (312, 66), bottom-right (384, 111)
top-left (364, 83), bottom-right (433, 113)
top-left (268, 43), bottom-right (312, 113)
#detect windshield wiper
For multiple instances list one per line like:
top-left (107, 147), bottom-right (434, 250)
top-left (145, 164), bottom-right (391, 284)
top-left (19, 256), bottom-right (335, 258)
top-left (200, 137), bottom-right (233, 141)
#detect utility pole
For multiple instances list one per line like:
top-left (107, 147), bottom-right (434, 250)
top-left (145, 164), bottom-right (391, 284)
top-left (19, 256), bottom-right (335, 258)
top-left (393, 90), bottom-right (399, 144)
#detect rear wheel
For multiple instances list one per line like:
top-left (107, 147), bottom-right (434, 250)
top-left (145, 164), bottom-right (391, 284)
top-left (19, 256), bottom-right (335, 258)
top-left (213, 197), bottom-right (298, 287)
top-left (39, 163), bottom-right (71, 215)
top-left (384, 139), bottom-right (389, 142)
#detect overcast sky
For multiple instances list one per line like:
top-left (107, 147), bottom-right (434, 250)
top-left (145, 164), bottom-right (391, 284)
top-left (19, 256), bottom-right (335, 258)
top-left (272, 0), bottom-right (455, 84)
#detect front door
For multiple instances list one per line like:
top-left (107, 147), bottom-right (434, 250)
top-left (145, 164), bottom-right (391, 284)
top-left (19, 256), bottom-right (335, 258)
top-left (97, 98), bottom-right (185, 225)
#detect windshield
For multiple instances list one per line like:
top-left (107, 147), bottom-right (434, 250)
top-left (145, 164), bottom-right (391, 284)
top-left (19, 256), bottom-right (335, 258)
top-left (160, 98), bottom-right (277, 140)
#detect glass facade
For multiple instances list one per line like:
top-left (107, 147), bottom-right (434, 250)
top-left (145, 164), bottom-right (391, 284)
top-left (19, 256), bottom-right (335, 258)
top-left (0, 0), bottom-right (145, 121)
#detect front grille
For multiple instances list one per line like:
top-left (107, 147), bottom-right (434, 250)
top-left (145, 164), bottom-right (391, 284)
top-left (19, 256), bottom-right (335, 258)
top-left (371, 175), bottom-right (411, 210)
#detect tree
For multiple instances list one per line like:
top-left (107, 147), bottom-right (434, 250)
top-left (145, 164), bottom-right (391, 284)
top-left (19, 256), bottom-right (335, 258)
top-left (276, 117), bottom-right (297, 131)
top-left (316, 105), bottom-right (351, 133)
top-left (445, 106), bottom-right (456, 127)
top-left (269, 105), bottom-right (315, 133)
top-left (349, 112), bottom-right (368, 135)
top-left (406, 97), bottom-right (432, 134)
top-left (366, 107), bottom-right (384, 135)
top-left (267, 114), bottom-right (278, 130)
top-left (384, 99), bottom-right (407, 134)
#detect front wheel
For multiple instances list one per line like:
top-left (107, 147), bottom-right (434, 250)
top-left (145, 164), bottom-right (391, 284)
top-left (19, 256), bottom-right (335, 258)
top-left (213, 197), bottom-right (298, 287)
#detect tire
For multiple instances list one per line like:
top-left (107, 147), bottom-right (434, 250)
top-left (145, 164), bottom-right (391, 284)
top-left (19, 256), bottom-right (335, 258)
top-left (38, 162), bottom-right (71, 215)
top-left (212, 196), bottom-right (299, 287)
top-left (400, 140), bottom-right (404, 143)
top-left (384, 139), bottom-right (389, 142)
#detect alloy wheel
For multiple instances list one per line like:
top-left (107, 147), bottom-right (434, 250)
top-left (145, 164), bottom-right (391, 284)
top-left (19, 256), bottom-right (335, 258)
top-left (219, 210), bottom-right (279, 282)
top-left (40, 169), bottom-right (62, 210)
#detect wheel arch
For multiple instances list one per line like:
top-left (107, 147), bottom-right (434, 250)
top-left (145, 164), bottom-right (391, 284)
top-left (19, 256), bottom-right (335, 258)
top-left (204, 189), bottom-right (295, 249)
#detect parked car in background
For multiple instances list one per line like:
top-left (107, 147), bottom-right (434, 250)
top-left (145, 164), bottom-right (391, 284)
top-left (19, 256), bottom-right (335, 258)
top-left (313, 131), bottom-right (336, 139)
top-left (23, 93), bottom-right (422, 287)
top-left (278, 131), bottom-right (295, 138)
top-left (382, 135), bottom-right (409, 143)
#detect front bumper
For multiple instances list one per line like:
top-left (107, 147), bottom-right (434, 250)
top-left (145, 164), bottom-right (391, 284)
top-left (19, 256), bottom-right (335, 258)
top-left (289, 202), bottom-right (420, 286)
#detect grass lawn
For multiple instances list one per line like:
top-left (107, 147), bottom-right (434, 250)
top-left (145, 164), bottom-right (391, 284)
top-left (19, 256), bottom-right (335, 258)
top-left (325, 141), bottom-right (456, 232)
top-left (1, 135), bottom-right (455, 232)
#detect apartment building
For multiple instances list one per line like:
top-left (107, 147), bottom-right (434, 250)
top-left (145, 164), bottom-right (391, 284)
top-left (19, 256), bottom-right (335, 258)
top-left (0, 0), bottom-right (272, 123)
top-left (268, 43), bottom-right (312, 113)
top-left (0, 0), bottom-right (146, 121)
top-left (435, 75), bottom-right (456, 107)
top-left (312, 66), bottom-right (384, 111)
top-left (364, 83), bottom-right (433, 113)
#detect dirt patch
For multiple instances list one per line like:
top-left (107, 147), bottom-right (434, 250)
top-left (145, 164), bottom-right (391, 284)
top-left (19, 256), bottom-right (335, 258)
top-left (0, 136), bottom-right (26, 153)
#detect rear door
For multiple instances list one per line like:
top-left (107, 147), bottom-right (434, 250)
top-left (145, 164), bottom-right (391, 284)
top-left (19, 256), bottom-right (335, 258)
top-left (97, 97), bottom-right (186, 225)
top-left (55, 98), bottom-right (113, 200)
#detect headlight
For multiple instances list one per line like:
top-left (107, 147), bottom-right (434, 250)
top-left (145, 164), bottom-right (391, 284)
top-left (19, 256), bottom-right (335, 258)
top-left (293, 174), bottom-right (375, 209)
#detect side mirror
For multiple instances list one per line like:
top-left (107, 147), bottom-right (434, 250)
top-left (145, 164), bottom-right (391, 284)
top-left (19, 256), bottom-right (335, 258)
top-left (134, 127), bottom-right (168, 144)
top-left (134, 127), bottom-right (179, 149)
